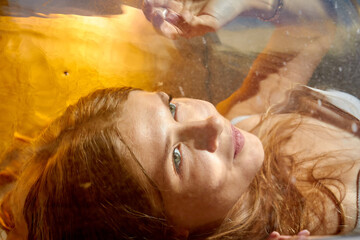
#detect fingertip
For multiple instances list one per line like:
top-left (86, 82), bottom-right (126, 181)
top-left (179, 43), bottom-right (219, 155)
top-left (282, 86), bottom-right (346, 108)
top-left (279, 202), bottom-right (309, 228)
top-left (269, 231), bottom-right (280, 239)
top-left (142, 0), bottom-right (152, 21)
top-left (165, 11), bottom-right (184, 26)
top-left (297, 230), bottom-right (310, 236)
top-left (160, 22), bottom-right (180, 39)
top-left (151, 9), bottom-right (166, 28)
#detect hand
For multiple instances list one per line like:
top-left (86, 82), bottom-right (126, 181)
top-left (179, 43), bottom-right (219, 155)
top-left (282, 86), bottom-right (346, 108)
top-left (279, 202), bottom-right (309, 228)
top-left (267, 230), bottom-right (310, 240)
top-left (142, 0), bottom-right (246, 39)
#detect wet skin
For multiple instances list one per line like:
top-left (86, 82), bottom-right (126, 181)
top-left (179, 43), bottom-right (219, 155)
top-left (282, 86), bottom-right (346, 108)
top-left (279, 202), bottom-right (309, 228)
top-left (119, 91), bottom-right (264, 230)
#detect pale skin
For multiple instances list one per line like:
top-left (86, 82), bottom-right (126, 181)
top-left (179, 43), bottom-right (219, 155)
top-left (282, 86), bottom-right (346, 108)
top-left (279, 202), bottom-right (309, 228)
top-left (119, 90), bottom-right (264, 232)
top-left (142, 0), bottom-right (332, 39)
top-left (118, 76), bottom-right (360, 239)
top-left (140, 0), bottom-right (360, 239)
top-left (2, 1), bottom-right (358, 240)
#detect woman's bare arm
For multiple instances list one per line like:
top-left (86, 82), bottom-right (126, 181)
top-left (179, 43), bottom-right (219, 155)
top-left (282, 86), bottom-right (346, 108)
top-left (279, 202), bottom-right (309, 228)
top-left (142, 0), bottom-right (336, 118)
top-left (216, 1), bottom-right (337, 119)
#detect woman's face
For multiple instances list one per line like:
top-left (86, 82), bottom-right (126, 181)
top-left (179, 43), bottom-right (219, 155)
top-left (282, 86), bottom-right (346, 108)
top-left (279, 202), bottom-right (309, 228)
top-left (119, 91), bottom-right (264, 231)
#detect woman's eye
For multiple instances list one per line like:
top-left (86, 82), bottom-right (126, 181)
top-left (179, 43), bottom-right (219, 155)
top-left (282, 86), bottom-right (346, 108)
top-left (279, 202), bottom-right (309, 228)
top-left (169, 102), bottom-right (176, 118)
top-left (173, 147), bottom-right (181, 172)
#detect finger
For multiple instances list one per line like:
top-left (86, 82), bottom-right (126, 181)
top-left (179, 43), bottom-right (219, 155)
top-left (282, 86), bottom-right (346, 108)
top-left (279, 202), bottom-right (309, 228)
top-left (143, 0), bottom-right (183, 23)
top-left (297, 230), bottom-right (310, 236)
top-left (151, 8), bottom-right (219, 39)
top-left (267, 231), bottom-right (281, 240)
top-left (163, 10), bottom-right (192, 37)
top-left (154, 9), bottom-right (184, 39)
top-left (167, 12), bottom-right (216, 38)
top-left (159, 21), bottom-right (182, 39)
top-left (165, 11), bottom-right (185, 27)
top-left (152, 9), bottom-right (179, 38)
top-left (142, 0), bottom-right (154, 21)
top-left (151, 9), bottom-right (166, 29)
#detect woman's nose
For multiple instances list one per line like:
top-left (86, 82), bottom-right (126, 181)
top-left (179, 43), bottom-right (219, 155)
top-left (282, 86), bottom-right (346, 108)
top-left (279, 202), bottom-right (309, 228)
top-left (179, 115), bottom-right (223, 152)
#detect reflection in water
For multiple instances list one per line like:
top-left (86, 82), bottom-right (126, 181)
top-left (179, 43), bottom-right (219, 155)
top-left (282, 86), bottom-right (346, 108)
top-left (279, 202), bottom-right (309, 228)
top-left (0, 7), bottom-right (177, 151)
top-left (0, 4), bottom-right (246, 151)
top-left (309, 0), bottom-right (360, 97)
top-left (0, 1), bottom-right (359, 239)
top-left (1, 1), bottom-right (359, 153)
top-left (0, 5), bottom-right (358, 153)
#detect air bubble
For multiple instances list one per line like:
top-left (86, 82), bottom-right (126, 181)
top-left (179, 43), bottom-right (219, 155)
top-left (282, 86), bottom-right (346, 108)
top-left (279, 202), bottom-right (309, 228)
top-left (179, 86), bottom-right (185, 96)
top-left (317, 99), bottom-right (322, 107)
top-left (352, 122), bottom-right (358, 133)
top-left (202, 37), bottom-right (207, 45)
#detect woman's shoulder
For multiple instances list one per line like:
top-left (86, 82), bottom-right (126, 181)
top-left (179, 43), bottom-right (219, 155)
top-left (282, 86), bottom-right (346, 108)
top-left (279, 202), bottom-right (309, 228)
top-left (260, 113), bottom-right (360, 156)
top-left (261, 113), bottom-right (360, 234)
top-left (287, 115), bottom-right (360, 234)
top-left (233, 111), bottom-right (360, 155)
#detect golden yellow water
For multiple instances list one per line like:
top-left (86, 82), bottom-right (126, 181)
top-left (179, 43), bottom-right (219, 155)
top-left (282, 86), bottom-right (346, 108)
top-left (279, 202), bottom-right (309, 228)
top-left (0, 7), bottom-right (178, 152)
top-left (1, 3), bottom-right (359, 155)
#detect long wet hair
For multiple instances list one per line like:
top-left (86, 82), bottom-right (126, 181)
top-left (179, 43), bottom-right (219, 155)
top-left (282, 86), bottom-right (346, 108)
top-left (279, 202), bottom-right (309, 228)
top-left (0, 87), bottom-right (182, 239)
top-left (207, 86), bottom-right (360, 240)
top-left (0, 86), bottom-right (358, 240)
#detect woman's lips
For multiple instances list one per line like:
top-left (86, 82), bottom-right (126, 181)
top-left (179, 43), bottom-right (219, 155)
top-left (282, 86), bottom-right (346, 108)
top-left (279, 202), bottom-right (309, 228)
top-left (231, 125), bottom-right (245, 159)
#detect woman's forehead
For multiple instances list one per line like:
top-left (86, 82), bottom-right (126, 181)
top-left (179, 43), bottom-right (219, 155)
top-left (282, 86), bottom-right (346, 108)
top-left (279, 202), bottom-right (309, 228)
top-left (119, 90), bottom-right (168, 185)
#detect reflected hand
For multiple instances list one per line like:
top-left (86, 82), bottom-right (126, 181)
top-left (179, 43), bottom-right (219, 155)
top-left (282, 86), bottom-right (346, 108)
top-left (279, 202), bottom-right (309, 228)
top-left (267, 230), bottom-right (310, 240)
top-left (142, 0), bottom-right (242, 39)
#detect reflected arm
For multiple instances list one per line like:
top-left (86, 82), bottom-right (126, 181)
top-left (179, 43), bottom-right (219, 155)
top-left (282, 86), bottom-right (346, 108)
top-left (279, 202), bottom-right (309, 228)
top-left (216, 0), bottom-right (337, 119)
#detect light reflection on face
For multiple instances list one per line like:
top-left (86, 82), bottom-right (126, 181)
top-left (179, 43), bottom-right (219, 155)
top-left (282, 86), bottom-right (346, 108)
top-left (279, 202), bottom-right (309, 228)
top-left (119, 91), bottom-right (264, 231)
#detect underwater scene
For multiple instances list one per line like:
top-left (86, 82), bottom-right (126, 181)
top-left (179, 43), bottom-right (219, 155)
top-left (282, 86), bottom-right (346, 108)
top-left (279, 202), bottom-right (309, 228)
top-left (0, 0), bottom-right (360, 239)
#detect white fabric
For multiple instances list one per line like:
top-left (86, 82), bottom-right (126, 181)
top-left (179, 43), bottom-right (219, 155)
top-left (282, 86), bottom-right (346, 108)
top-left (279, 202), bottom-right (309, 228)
top-left (306, 86), bottom-right (360, 120)
top-left (230, 87), bottom-right (360, 124)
